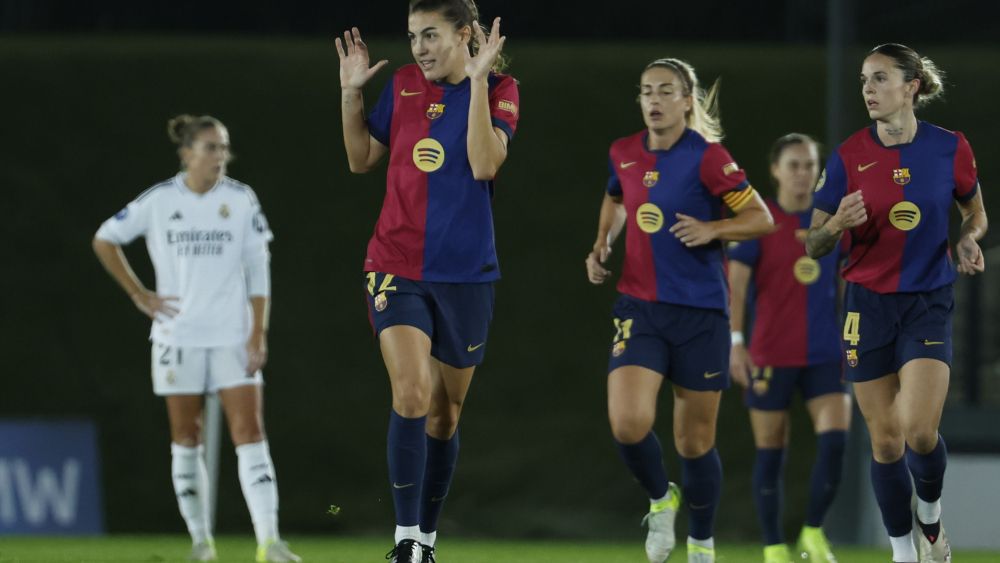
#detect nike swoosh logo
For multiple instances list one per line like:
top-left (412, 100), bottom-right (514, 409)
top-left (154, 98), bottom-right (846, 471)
top-left (467, 343), bottom-right (485, 352)
top-left (392, 482), bottom-right (415, 489)
top-left (620, 161), bottom-right (637, 169)
top-left (430, 495), bottom-right (447, 502)
top-left (923, 340), bottom-right (945, 346)
top-left (400, 89), bottom-right (423, 97)
top-left (857, 161), bottom-right (878, 172)
top-left (703, 371), bottom-right (722, 379)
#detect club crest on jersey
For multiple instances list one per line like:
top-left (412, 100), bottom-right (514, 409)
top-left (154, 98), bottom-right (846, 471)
top-left (636, 203), bottom-right (664, 234)
top-left (497, 99), bottom-right (518, 115)
top-left (426, 103), bottom-right (445, 120)
top-left (793, 256), bottom-right (821, 285)
top-left (642, 171), bottom-right (659, 188)
top-left (612, 340), bottom-right (626, 357)
top-left (219, 204), bottom-right (230, 219)
top-left (893, 168), bottom-right (911, 185)
top-left (846, 349), bottom-right (859, 368)
top-left (889, 201), bottom-right (921, 231)
top-left (374, 292), bottom-right (388, 312)
top-left (412, 138), bottom-right (445, 172)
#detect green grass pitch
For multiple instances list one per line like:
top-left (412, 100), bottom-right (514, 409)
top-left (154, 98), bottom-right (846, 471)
top-left (1, 536), bottom-right (999, 562)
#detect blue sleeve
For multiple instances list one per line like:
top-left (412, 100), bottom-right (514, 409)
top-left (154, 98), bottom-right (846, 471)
top-left (606, 157), bottom-right (622, 196)
top-left (812, 151), bottom-right (847, 215)
top-left (728, 239), bottom-right (760, 267)
top-left (366, 76), bottom-right (395, 146)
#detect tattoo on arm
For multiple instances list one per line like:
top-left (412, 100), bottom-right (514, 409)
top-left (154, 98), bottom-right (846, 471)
top-left (805, 211), bottom-right (841, 258)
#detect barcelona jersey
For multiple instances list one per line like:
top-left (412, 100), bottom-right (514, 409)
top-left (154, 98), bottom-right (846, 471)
top-left (729, 199), bottom-right (845, 367)
top-left (365, 64), bottom-right (520, 282)
top-left (813, 121), bottom-right (978, 293)
top-left (607, 129), bottom-right (753, 312)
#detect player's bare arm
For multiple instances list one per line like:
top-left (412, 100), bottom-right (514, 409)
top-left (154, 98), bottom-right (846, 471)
top-left (586, 194), bottom-right (625, 285)
top-left (806, 191), bottom-right (867, 258)
top-left (336, 27), bottom-right (389, 173)
top-left (955, 187), bottom-right (988, 275)
top-left (727, 260), bottom-right (754, 388)
top-left (466, 17), bottom-right (508, 180)
top-left (670, 191), bottom-right (773, 247)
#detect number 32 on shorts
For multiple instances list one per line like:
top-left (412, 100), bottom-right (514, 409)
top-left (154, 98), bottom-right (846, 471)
top-left (843, 312), bottom-right (861, 346)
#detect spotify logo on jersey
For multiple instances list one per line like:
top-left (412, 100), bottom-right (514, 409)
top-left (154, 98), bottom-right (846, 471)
top-left (412, 138), bottom-right (445, 172)
top-left (889, 201), bottom-right (921, 231)
top-left (636, 203), bottom-right (664, 234)
top-left (793, 256), bottom-right (821, 285)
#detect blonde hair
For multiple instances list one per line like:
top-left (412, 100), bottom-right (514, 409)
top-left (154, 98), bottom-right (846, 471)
top-left (167, 114), bottom-right (225, 147)
top-left (644, 58), bottom-right (723, 142)
top-left (869, 43), bottom-right (945, 108)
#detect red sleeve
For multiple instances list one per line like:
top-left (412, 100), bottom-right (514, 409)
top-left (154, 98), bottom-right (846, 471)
top-left (699, 143), bottom-right (749, 197)
top-left (953, 132), bottom-right (978, 201)
top-left (489, 74), bottom-right (520, 141)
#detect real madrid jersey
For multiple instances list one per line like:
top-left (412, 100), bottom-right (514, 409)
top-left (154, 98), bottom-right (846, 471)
top-left (607, 129), bottom-right (753, 312)
top-left (729, 199), bottom-right (845, 367)
top-left (364, 64), bottom-right (520, 283)
top-left (813, 121), bottom-right (978, 293)
top-left (95, 173), bottom-right (273, 347)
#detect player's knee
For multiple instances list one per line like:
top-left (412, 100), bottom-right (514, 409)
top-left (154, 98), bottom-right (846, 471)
top-left (905, 429), bottom-right (939, 455)
top-left (675, 436), bottom-right (714, 458)
top-left (426, 411), bottom-right (460, 439)
top-left (609, 412), bottom-right (654, 444)
top-left (870, 434), bottom-right (905, 462)
top-left (392, 385), bottom-right (431, 417)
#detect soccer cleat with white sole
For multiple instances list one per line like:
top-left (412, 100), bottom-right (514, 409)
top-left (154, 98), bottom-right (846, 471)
top-left (256, 539), bottom-right (302, 563)
top-left (687, 542), bottom-right (715, 563)
top-left (642, 482), bottom-right (682, 562)
top-left (386, 539), bottom-right (422, 563)
top-left (763, 543), bottom-right (792, 563)
top-left (420, 544), bottom-right (436, 563)
top-left (916, 522), bottom-right (951, 563)
top-left (188, 540), bottom-right (217, 562)
top-left (797, 525), bottom-right (837, 563)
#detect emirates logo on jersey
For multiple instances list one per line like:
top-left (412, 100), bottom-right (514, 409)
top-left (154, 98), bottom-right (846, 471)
top-left (893, 168), bottom-right (911, 186)
top-left (426, 103), bottom-right (445, 120)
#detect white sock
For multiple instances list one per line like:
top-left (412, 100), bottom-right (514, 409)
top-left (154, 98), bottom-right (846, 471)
top-left (889, 532), bottom-right (917, 562)
top-left (236, 440), bottom-right (279, 545)
top-left (421, 530), bottom-right (437, 547)
top-left (687, 536), bottom-right (714, 550)
top-left (650, 492), bottom-right (670, 505)
top-left (395, 525), bottom-right (421, 544)
top-left (170, 443), bottom-right (211, 544)
top-left (916, 498), bottom-right (942, 525)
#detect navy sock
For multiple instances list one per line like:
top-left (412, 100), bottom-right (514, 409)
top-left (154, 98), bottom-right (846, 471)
top-left (682, 448), bottom-right (723, 541)
top-left (752, 447), bottom-right (785, 545)
top-left (615, 432), bottom-right (669, 499)
top-left (870, 457), bottom-right (913, 537)
top-left (388, 410), bottom-right (427, 526)
top-left (905, 435), bottom-right (947, 507)
top-left (805, 430), bottom-right (847, 527)
top-left (420, 431), bottom-right (460, 534)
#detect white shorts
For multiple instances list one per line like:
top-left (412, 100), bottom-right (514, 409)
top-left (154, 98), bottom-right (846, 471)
top-left (151, 342), bottom-right (263, 396)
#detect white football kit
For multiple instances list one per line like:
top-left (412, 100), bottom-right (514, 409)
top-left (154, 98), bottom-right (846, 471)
top-left (96, 173), bottom-right (272, 394)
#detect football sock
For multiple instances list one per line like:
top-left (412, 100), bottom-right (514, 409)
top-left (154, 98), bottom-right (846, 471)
top-left (805, 430), bottom-right (847, 527)
top-left (236, 440), bottom-right (279, 545)
top-left (906, 435), bottom-right (946, 531)
top-left (170, 443), bottom-right (211, 544)
top-left (420, 431), bottom-right (460, 539)
top-left (388, 410), bottom-right (427, 527)
top-left (615, 432), bottom-right (669, 500)
top-left (870, 457), bottom-right (913, 537)
top-left (752, 447), bottom-right (785, 545)
top-left (682, 448), bottom-right (722, 541)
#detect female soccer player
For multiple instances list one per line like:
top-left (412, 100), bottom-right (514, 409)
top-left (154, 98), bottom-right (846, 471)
top-left (807, 43), bottom-right (987, 563)
top-left (586, 58), bottom-right (773, 563)
top-left (335, 0), bottom-right (518, 561)
top-left (728, 133), bottom-right (850, 563)
top-left (92, 115), bottom-right (299, 563)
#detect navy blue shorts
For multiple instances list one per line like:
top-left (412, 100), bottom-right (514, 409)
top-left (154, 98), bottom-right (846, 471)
top-left (364, 272), bottom-right (494, 369)
top-left (744, 361), bottom-right (846, 410)
top-left (607, 295), bottom-right (730, 391)
top-left (842, 282), bottom-right (953, 382)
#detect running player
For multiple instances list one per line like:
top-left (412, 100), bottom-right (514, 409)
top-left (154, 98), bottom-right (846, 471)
top-left (335, 1), bottom-right (518, 561)
top-left (728, 133), bottom-right (850, 563)
top-left (92, 115), bottom-right (300, 563)
top-left (807, 43), bottom-right (987, 563)
top-left (586, 58), bottom-right (774, 563)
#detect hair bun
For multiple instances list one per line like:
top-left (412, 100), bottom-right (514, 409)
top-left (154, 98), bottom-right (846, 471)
top-left (167, 114), bottom-right (196, 145)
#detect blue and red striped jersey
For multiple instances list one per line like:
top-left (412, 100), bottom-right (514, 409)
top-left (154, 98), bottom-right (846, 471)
top-left (813, 121), bottom-right (978, 293)
top-left (729, 199), bottom-right (846, 367)
top-left (364, 64), bottom-right (520, 282)
top-left (608, 129), bottom-right (752, 311)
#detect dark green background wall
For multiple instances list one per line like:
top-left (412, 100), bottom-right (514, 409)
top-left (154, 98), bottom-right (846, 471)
top-left (2, 37), bottom-right (997, 539)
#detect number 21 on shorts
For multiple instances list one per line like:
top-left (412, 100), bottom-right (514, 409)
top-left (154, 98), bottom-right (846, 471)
top-left (843, 312), bottom-right (861, 346)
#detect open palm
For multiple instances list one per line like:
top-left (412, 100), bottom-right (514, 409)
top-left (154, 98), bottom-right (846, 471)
top-left (464, 17), bottom-right (506, 80)
top-left (335, 27), bottom-right (388, 90)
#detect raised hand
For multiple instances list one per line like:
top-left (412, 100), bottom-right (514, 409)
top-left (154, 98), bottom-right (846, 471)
top-left (335, 27), bottom-right (388, 90)
top-left (464, 17), bottom-right (506, 81)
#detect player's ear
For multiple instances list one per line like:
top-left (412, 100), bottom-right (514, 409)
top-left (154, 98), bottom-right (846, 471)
top-left (458, 24), bottom-right (472, 46)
